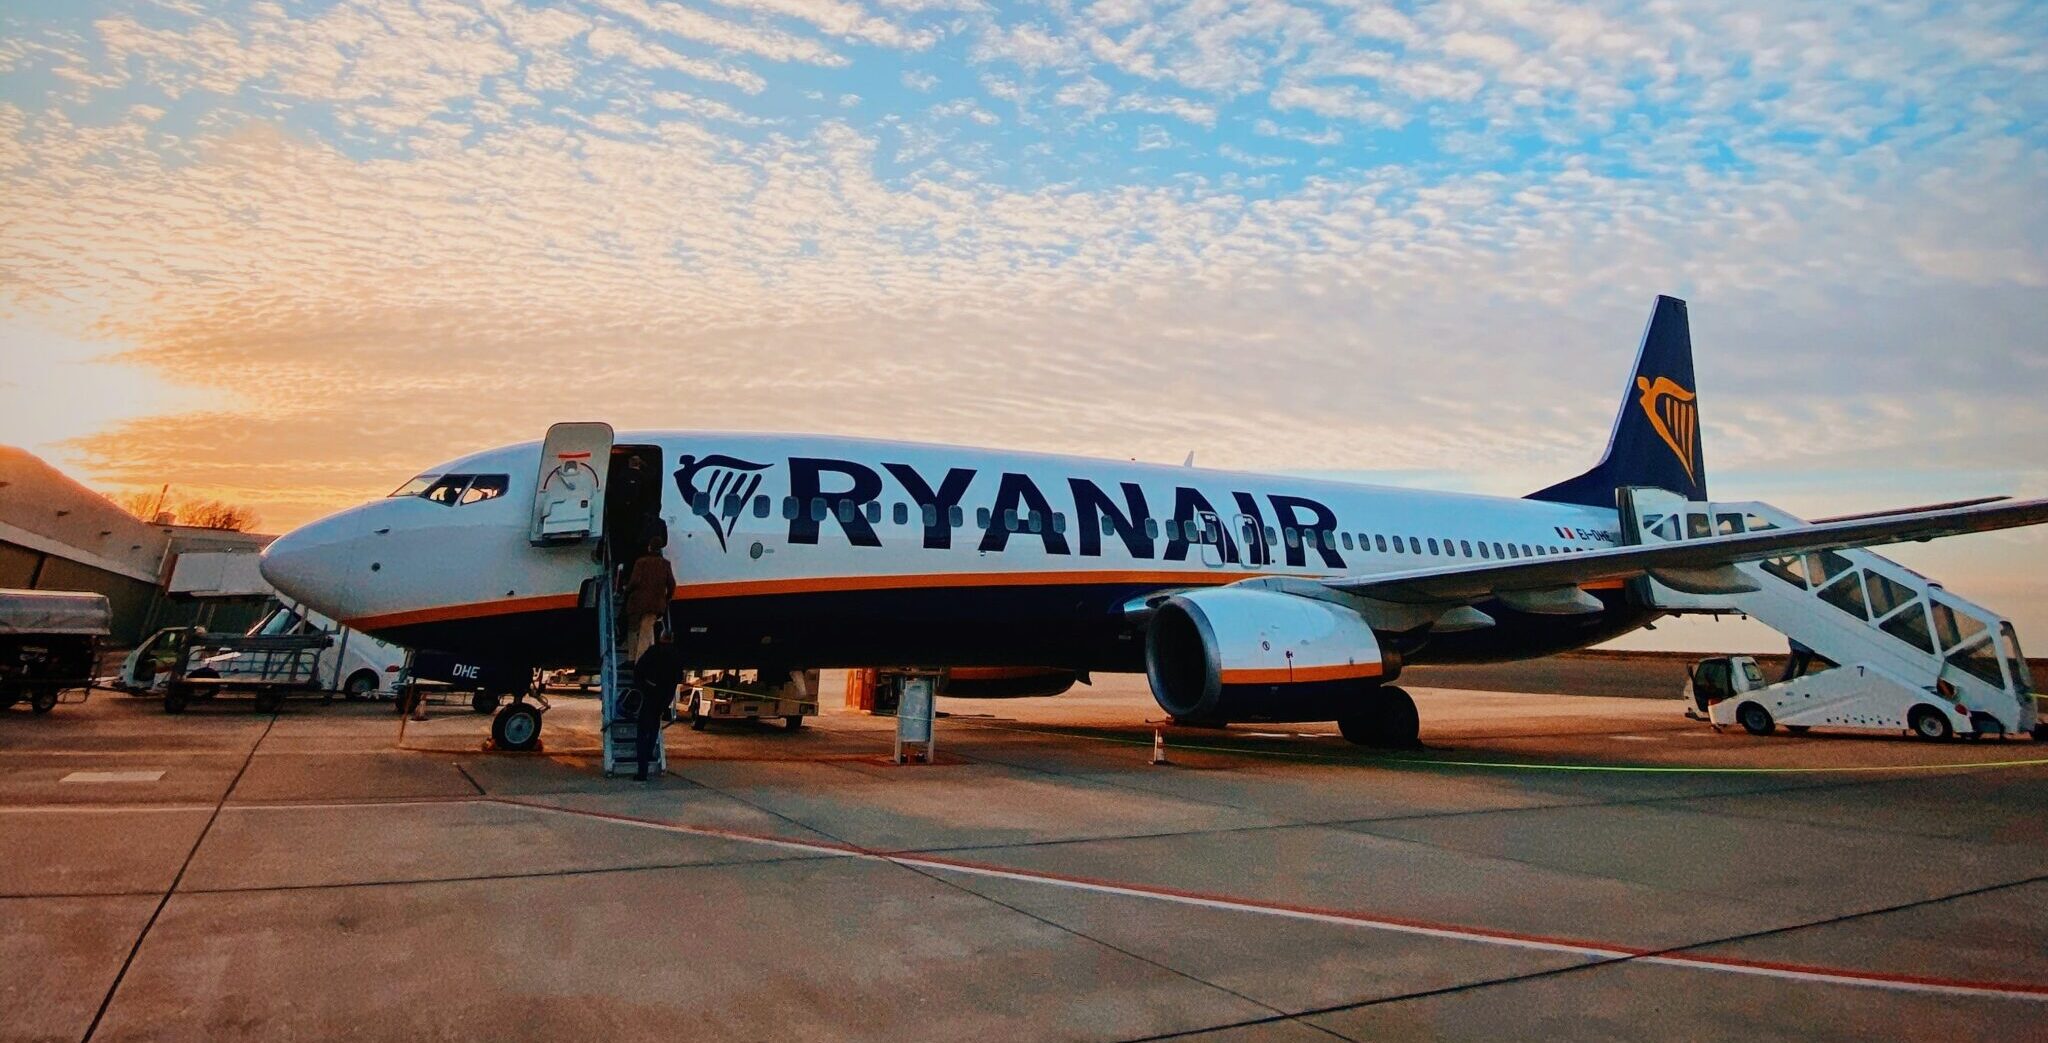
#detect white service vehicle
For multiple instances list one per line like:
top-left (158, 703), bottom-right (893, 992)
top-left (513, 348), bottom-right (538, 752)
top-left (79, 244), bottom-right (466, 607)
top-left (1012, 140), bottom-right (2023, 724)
top-left (1683, 652), bottom-right (2026, 741)
top-left (121, 601), bottom-right (406, 700)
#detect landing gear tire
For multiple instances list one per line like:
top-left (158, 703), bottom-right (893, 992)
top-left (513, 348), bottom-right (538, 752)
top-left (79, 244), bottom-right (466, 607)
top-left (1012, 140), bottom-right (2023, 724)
top-left (1338, 686), bottom-right (1420, 748)
top-left (1737, 702), bottom-right (1774, 736)
top-left (471, 691), bottom-right (498, 715)
top-left (784, 715), bottom-right (804, 731)
top-left (1909, 706), bottom-right (1953, 742)
top-left (29, 685), bottom-right (60, 715)
top-left (492, 702), bottom-right (542, 751)
top-left (343, 671), bottom-right (380, 702)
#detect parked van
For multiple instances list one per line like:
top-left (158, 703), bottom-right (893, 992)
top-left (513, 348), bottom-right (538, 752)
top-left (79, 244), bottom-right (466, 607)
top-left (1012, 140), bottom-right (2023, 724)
top-left (121, 601), bottom-right (405, 700)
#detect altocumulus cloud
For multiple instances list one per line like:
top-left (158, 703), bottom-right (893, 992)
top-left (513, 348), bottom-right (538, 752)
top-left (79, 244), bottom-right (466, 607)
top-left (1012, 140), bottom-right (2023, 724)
top-left (0, 0), bottom-right (2042, 567)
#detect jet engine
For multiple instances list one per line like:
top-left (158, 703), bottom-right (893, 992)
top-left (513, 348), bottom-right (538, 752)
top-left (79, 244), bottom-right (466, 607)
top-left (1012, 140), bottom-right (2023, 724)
top-left (1145, 587), bottom-right (1397, 723)
top-left (939, 667), bottom-right (1081, 699)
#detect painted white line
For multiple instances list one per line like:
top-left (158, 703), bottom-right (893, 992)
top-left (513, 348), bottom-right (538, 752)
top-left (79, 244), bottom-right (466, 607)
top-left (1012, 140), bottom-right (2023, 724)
top-left (496, 798), bottom-right (2048, 1004)
top-left (61, 770), bottom-right (165, 783)
top-left (0, 803), bottom-right (212, 814)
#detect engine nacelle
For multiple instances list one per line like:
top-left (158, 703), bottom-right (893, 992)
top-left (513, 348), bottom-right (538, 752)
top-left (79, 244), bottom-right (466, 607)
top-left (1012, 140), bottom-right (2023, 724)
top-left (1145, 587), bottom-right (1396, 723)
top-left (939, 667), bottom-right (1080, 699)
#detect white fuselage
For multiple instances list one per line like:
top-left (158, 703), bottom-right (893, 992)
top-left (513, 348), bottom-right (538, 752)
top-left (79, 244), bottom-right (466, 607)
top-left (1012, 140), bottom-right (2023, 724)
top-left (260, 432), bottom-right (1641, 672)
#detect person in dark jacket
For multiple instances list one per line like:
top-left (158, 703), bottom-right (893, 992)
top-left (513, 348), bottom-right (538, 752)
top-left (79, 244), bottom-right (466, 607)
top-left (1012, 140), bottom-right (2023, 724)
top-left (632, 629), bottom-right (682, 781)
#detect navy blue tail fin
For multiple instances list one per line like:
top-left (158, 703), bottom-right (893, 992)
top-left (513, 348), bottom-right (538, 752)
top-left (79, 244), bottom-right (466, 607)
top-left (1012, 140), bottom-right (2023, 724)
top-left (1528, 295), bottom-right (1707, 508)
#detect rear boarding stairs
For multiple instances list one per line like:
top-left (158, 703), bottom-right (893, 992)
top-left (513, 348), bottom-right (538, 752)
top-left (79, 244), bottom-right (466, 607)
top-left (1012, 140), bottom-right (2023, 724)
top-left (1621, 487), bottom-right (2039, 739)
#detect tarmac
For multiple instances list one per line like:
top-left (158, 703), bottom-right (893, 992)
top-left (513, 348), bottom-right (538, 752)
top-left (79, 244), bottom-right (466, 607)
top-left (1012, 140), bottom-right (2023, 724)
top-left (3, 672), bottom-right (2045, 1042)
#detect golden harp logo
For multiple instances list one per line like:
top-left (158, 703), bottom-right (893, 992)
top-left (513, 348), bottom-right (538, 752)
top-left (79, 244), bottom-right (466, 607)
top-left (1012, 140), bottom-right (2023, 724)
top-left (1636, 375), bottom-right (1700, 484)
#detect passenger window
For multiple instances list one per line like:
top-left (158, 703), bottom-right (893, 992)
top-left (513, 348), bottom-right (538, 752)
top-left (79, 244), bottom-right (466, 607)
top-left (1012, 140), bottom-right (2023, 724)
top-left (1052, 512), bottom-right (1067, 534)
top-left (1520, 544), bottom-right (1532, 557)
top-left (1879, 604), bottom-right (1935, 653)
top-left (1409, 537), bottom-right (1423, 554)
top-left (949, 506), bottom-right (964, 528)
top-left (837, 500), bottom-right (856, 524)
top-left (1930, 601), bottom-right (1984, 651)
top-left (753, 496), bottom-right (771, 519)
top-left (1478, 542), bottom-right (1490, 559)
top-left (1865, 573), bottom-right (1916, 618)
top-left (723, 494), bottom-right (743, 517)
top-left (977, 507), bottom-right (991, 529)
top-left (1028, 511), bottom-right (1044, 534)
top-left (1761, 556), bottom-right (1807, 588)
top-left (459, 475), bottom-right (508, 504)
top-left (1999, 623), bottom-right (2032, 696)
top-left (1264, 526), bottom-right (1277, 545)
top-left (810, 498), bottom-right (828, 522)
top-left (894, 502), bottom-right (910, 526)
top-left (1102, 516), bottom-right (1117, 536)
top-left (1144, 518), bottom-right (1160, 539)
top-left (1281, 528), bottom-right (1298, 548)
top-left (1507, 544), bottom-right (1519, 559)
top-left (1003, 509), bottom-right (1019, 531)
top-left (692, 491), bottom-right (711, 514)
top-left (865, 501), bottom-right (882, 524)
top-left (1375, 535), bottom-right (1388, 552)
top-left (1427, 538), bottom-right (1439, 555)
top-left (782, 497), bottom-right (798, 520)
top-left (1459, 540), bottom-right (1472, 557)
top-left (1816, 573), bottom-right (1869, 620)
top-left (921, 504), bottom-right (937, 527)
top-left (1946, 636), bottom-right (2006, 688)
top-left (1493, 542), bottom-right (1505, 559)
top-left (1390, 536), bottom-right (1404, 554)
top-left (1341, 532), bottom-right (1353, 550)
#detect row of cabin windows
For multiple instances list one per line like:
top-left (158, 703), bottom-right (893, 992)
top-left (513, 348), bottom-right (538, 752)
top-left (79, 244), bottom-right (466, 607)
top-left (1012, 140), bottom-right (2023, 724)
top-left (691, 493), bottom-right (1588, 560)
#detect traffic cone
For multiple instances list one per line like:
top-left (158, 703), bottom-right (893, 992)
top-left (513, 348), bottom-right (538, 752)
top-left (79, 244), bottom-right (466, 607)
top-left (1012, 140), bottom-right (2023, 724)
top-left (1151, 727), bottom-right (1168, 765)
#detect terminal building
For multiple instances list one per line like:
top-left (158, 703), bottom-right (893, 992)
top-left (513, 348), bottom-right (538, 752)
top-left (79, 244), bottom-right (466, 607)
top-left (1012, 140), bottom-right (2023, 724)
top-left (0, 446), bottom-right (272, 644)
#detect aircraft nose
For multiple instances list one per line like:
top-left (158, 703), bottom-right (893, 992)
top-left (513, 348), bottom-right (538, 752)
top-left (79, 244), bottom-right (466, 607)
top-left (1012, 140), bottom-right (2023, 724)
top-left (260, 511), bottom-right (363, 620)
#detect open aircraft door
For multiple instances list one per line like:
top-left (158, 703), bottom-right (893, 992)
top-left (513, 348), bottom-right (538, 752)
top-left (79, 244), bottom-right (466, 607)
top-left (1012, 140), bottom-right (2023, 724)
top-left (530, 422), bottom-right (614, 545)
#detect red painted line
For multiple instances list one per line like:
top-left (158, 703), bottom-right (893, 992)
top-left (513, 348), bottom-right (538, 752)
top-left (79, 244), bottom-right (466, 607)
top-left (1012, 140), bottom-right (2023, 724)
top-left (494, 798), bottom-right (2048, 1002)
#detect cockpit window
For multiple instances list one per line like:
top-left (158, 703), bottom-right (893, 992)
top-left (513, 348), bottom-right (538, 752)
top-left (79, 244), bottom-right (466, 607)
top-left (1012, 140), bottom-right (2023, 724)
top-left (389, 474), bottom-right (438, 498)
top-left (424, 476), bottom-right (471, 505)
top-left (460, 475), bottom-right (508, 505)
top-left (406, 473), bottom-right (511, 507)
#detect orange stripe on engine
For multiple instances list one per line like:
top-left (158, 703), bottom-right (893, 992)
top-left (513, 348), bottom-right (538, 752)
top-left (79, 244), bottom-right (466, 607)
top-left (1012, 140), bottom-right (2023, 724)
top-left (1220, 662), bottom-right (1384, 685)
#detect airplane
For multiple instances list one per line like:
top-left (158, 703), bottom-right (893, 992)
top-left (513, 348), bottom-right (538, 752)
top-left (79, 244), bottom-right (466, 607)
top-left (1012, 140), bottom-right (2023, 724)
top-left (259, 296), bottom-right (2048, 750)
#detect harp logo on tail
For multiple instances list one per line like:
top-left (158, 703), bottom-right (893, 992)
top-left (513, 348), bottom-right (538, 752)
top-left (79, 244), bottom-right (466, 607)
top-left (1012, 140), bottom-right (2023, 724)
top-left (673, 454), bottom-right (773, 553)
top-left (1635, 376), bottom-right (1700, 485)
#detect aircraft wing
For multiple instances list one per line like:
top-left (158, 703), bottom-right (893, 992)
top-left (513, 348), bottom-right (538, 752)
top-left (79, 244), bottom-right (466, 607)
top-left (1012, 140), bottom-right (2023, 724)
top-left (1324, 497), bottom-right (2048, 606)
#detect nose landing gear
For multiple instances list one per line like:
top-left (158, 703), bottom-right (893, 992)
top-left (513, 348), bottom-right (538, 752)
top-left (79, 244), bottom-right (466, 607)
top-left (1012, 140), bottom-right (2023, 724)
top-left (489, 696), bottom-right (546, 752)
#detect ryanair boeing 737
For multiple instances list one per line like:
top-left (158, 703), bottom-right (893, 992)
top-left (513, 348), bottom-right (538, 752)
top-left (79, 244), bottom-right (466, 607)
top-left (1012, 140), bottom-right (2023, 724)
top-left (259, 297), bottom-right (2048, 749)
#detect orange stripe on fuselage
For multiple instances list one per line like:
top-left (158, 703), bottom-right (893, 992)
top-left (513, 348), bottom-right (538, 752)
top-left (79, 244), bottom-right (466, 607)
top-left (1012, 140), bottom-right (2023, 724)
top-left (345, 571), bottom-right (1622, 632)
top-left (1220, 662), bottom-right (1385, 685)
top-left (345, 593), bottom-right (581, 631)
top-left (666, 569), bottom-right (1272, 601)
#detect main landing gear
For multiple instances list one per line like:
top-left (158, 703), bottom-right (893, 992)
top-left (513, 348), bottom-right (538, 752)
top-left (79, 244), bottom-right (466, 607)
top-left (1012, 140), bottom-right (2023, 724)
top-left (1337, 685), bottom-right (1420, 749)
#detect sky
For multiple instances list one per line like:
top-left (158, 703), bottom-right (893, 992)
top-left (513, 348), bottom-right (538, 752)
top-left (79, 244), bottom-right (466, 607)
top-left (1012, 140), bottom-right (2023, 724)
top-left (1, 0), bottom-right (2044, 651)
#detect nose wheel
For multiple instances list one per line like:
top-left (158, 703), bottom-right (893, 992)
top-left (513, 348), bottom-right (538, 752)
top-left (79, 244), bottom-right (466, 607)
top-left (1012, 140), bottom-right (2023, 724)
top-left (491, 701), bottom-right (544, 752)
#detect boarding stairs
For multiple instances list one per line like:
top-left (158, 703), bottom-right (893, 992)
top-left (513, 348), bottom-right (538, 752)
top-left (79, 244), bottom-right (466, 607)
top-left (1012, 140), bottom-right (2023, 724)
top-left (598, 546), bottom-right (665, 777)
top-left (1621, 488), bottom-right (2038, 736)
